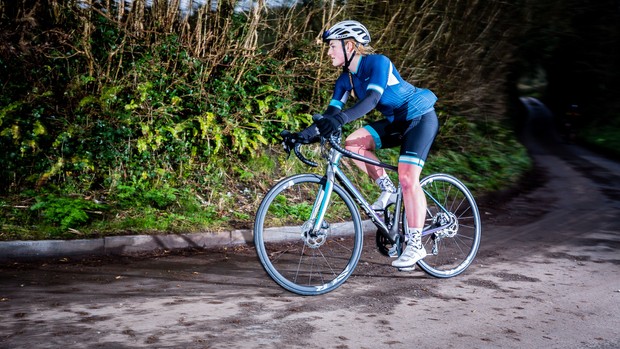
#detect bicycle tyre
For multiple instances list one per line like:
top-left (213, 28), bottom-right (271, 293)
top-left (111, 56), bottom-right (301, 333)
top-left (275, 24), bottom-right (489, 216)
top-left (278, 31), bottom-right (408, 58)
top-left (254, 174), bottom-right (363, 295)
top-left (417, 173), bottom-right (481, 278)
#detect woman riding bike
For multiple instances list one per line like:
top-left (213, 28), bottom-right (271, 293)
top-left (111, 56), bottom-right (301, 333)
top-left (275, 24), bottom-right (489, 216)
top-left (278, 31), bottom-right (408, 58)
top-left (282, 20), bottom-right (439, 270)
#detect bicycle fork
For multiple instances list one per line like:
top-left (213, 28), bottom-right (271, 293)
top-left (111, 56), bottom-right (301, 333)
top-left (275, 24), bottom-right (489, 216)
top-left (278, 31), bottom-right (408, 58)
top-left (303, 154), bottom-right (339, 246)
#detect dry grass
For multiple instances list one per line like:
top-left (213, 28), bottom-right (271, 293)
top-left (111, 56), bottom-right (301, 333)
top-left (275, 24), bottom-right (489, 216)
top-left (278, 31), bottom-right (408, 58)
top-left (23, 0), bottom-right (532, 119)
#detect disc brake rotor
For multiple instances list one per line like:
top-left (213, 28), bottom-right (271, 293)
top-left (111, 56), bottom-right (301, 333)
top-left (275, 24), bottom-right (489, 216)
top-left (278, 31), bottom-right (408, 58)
top-left (433, 212), bottom-right (458, 238)
top-left (301, 219), bottom-right (329, 248)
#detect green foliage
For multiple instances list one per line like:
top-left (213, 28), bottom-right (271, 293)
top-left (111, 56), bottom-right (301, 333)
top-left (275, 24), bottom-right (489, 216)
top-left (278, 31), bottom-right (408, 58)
top-left (0, 1), bottom-right (535, 240)
top-left (30, 195), bottom-right (105, 234)
top-left (145, 186), bottom-right (178, 210)
top-left (112, 182), bottom-right (178, 210)
top-left (425, 115), bottom-right (531, 192)
top-left (269, 195), bottom-right (313, 220)
top-left (579, 118), bottom-right (620, 159)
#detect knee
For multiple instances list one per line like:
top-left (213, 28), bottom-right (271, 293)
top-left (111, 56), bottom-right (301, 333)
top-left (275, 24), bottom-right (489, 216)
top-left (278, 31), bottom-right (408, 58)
top-left (344, 138), bottom-right (364, 153)
top-left (345, 132), bottom-right (374, 153)
top-left (398, 169), bottom-right (421, 192)
top-left (399, 175), bottom-right (418, 192)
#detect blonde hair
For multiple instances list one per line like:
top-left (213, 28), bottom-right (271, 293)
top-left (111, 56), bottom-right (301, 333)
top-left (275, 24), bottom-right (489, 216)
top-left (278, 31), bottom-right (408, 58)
top-left (340, 39), bottom-right (375, 100)
top-left (344, 38), bottom-right (375, 56)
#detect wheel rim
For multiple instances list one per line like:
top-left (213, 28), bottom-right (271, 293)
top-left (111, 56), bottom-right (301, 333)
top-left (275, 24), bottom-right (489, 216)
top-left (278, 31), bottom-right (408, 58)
top-left (417, 174), bottom-right (481, 278)
top-left (254, 175), bottom-right (363, 295)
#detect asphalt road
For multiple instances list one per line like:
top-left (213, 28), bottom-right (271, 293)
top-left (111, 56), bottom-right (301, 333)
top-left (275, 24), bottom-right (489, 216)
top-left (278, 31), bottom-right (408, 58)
top-left (1, 98), bottom-right (619, 349)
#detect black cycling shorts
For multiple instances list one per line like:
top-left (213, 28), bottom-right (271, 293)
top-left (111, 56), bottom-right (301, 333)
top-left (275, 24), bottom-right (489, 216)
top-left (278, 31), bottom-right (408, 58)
top-left (363, 110), bottom-right (439, 168)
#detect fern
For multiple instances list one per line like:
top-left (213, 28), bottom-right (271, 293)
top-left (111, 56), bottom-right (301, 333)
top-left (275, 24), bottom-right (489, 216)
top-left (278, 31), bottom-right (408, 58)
top-left (31, 195), bottom-right (104, 232)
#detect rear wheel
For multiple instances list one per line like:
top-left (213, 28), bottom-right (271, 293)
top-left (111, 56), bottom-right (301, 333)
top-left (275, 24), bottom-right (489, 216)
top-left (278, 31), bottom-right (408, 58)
top-left (417, 174), bottom-right (481, 278)
top-left (254, 174), bottom-right (363, 295)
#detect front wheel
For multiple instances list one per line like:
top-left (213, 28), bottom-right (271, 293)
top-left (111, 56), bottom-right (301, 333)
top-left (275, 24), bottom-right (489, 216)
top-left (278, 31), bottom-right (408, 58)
top-left (254, 174), bottom-right (363, 295)
top-left (417, 173), bottom-right (481, 278)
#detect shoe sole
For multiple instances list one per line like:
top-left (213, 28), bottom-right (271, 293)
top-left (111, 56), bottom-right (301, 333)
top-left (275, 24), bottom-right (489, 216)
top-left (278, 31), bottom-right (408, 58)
top-left (391, 261), bottom-right (417, 268)
top-left (391, 253), bottom-right (427, 269)
top-left (398, 266), bottom-right (415, 272)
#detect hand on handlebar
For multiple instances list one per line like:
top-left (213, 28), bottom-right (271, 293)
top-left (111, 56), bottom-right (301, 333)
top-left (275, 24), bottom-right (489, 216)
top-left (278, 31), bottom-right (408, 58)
top-left (314, 114), bottom-right (343, 138)
top-left (280, 130), bottom-right (310, 157)
top-left (280, 130), bottom-right (319, 167)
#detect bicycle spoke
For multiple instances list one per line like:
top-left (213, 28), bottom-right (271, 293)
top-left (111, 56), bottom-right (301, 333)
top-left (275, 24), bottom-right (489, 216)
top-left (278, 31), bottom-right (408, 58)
top-left (418, 174), bottom-right (481, 278)
top-left (254, 174), bottom-right (363, 295)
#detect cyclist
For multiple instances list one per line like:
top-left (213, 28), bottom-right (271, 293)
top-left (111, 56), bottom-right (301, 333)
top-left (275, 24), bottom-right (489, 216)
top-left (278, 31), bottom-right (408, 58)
top-left (282, 20), bottom-right (439, 270)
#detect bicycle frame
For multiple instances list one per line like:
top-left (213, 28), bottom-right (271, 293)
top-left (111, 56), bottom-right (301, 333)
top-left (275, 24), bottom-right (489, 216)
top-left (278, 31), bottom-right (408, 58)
top-left (302, 136), bottom-right (457, 245)
top-left (255, 132), bottom-right (481, 294)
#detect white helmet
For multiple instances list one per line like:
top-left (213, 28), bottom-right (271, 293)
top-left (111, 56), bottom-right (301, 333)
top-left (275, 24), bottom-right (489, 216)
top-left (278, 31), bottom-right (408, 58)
top-left (322, 20), bottom-right (371, 45)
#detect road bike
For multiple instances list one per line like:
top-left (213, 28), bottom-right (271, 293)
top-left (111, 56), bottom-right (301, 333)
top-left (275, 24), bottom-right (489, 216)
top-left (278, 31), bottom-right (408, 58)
top-left (253, 131), bottom-right (481, 296)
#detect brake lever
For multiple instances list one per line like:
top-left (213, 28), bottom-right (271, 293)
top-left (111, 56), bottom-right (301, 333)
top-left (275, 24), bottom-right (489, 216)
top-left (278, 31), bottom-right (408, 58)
top-left (280, 130), bottom-right (294, 158)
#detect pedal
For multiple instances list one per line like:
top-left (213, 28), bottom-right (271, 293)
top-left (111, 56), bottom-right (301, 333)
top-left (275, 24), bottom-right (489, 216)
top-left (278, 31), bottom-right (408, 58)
top-left (387, 234), bottom-right (402, 258)
top-left (398, 266), bottom-right (415, 272)
top-left (387, 244), bottom-right (399, 258)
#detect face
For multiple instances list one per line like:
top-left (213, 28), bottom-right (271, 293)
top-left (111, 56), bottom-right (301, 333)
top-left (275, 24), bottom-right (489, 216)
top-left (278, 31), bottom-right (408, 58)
top-left (327, 40), bottom-right (352, 67)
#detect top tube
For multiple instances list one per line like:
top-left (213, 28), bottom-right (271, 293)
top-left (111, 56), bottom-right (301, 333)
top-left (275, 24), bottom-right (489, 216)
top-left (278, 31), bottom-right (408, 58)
top-left (293, 132), bottom-right (398, 172)
top-left (326, 133), bottom-right (398, 172)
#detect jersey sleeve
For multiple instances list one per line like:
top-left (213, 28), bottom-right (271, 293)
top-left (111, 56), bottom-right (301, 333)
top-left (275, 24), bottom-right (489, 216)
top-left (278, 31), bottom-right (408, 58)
top-left (338, 89), bottom-right (381, 124)
top-left (365, 55), bottom-right (391, 96)
top-left (338, 55), bottom-right (391, 123)
top-left (327, 73), bottom-right (352, 111)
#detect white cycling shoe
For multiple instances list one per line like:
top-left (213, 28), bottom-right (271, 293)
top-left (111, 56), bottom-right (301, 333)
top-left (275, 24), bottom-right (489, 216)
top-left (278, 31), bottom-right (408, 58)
top-left (371, 191), bottom-right (397, 210)
top-left (392, 242), bottom-right (427, 269)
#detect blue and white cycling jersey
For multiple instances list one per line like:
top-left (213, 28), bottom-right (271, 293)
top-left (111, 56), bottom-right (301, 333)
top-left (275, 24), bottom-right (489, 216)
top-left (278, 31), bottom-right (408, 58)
top-left (329, 54), bottom-right (437, 123)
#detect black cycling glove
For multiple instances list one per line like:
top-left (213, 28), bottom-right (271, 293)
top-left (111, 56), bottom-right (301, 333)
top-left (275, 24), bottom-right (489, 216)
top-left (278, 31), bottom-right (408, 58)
top-left (280, 130), bottom-right (310, 156)
top-left (315, 114), bottom-right (345, 137)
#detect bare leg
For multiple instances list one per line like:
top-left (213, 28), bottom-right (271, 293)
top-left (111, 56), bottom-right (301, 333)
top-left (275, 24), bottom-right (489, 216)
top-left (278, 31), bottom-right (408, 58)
top-left (391, 162), bottom-right (428, 268)
top-left (344, 128), bottom-right (385, 181)
top-left (398, 163), bottom-right (426, 229)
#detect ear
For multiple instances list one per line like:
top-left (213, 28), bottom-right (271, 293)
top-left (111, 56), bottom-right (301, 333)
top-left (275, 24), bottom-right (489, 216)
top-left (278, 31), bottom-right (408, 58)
top-left (346, 41), bottom-right (355, 53)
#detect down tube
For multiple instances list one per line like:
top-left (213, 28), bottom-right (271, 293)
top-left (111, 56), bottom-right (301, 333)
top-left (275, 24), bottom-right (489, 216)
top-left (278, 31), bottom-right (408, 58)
top-left (334, 166), bottom-right (390, 234)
